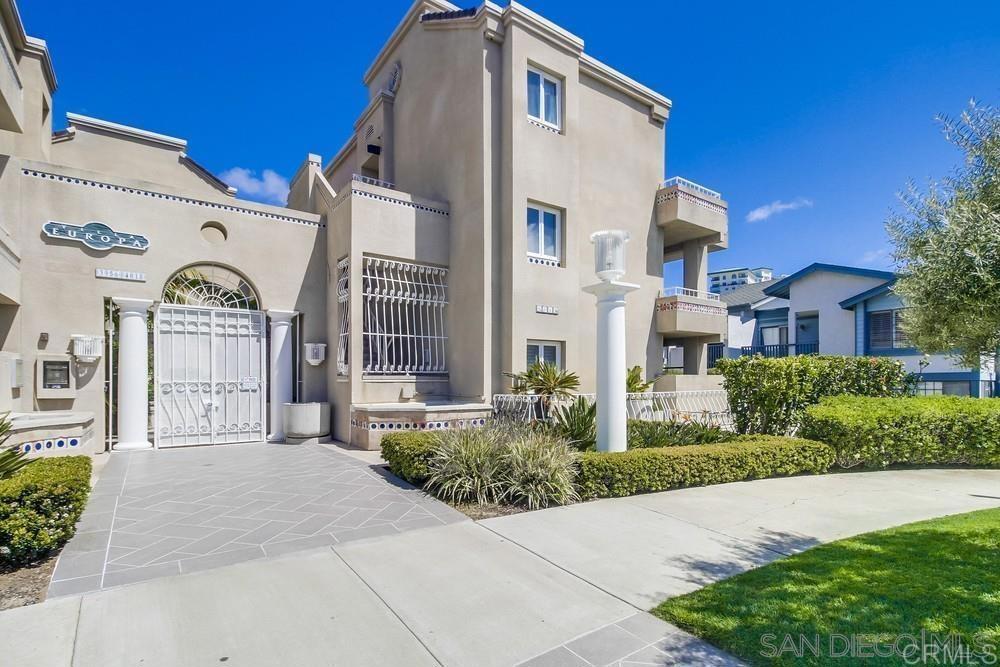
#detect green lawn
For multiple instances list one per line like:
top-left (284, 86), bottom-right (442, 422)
top-left (653, 508), bottom-right (1000, 666)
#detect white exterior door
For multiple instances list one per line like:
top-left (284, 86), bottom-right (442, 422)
top-left (154, 305), bottom-right (266, 447)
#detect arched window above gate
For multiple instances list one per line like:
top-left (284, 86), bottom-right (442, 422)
top-left (162, 265), bottom-right (259, 310)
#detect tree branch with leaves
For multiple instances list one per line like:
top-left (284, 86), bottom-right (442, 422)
top-left (887, 100), bottom-right (1000, 368)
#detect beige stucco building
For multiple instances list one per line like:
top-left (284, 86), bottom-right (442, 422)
top-left (0, 0), bottom-right (728, 454)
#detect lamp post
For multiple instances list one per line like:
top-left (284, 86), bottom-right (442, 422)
top-left (583, 230), bottom-right (639, 453)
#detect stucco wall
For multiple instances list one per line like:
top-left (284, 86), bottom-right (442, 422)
top-left (787, 271), bottom-right (887, 356)
top-left (52, 127), bottom-right (228, 199)
top-left (14, 157), bottom-right (326, 450)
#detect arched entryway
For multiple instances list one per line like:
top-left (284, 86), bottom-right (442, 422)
top-left (154, 264), bottom-right (267, 447)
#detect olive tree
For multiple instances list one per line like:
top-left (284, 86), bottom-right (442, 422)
top-left (887, 100), bottom-right (1000, 368)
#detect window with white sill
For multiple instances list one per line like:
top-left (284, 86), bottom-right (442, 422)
top-left (527, 340), bottom-right (563, 369)
top-left (526, 204), bottom-right (561, 266)
top-left (527, 67), bottom-right (561, 130)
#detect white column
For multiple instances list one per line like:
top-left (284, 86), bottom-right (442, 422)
top-left (267, 310), bottom-right (298, 442)
top-left (583, 281), bottom-right (639, 453)
top-left (113, 298), bottom-right (154, 451)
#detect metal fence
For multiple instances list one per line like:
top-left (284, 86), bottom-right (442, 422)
top-left (492, 390), bottom-right (732, 429)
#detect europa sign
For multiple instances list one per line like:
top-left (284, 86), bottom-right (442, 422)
top-left (43, 221), bottom-right (150, 252)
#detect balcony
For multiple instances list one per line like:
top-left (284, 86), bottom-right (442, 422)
top-left (740, 343), bottom-right (819, 358)
top-left (655, 287), bottom-right (727, 338)
top-left (655, 177), bottom-right (728, 259)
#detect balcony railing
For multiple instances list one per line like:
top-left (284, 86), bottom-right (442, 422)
top-left (708, 342), bottom-right (725, 368)
top-left (493, 391), bottom-right (732, 429)
top-left (661, 177), bottom-right (722, 200)
top-left (352, 173), bottom-right (396, 190)
top-left (659, 286), bottom-right (721, 301)
top-left (740, 343), bottom-right (819, 358)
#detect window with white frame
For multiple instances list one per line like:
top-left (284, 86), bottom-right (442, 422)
top-left (335, 257), bottom-right (350, 376)
top-left (916, 380), bottom-right (970, 397)
top-left (526, 204), bottom-right (561, 265)
top-left (526, 340), bottom-right (563, 369)
top-left (869, 309), bottom-right (910, 350)
top-left (361, 256), bottom-right (448, 375)
top-left (527, 67), bottom-right (561, 129)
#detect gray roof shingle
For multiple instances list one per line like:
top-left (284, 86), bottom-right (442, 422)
top-left (719, 280), bottom-right (778, 309)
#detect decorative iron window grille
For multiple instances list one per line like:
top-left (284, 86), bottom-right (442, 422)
top-left (336, 257), bottom-right (350, 376)
top-left (362, 256), bottom-right (448, 375)
top-left (162, 264), bottom-right (259, 310)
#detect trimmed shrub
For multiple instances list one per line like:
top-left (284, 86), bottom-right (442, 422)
top-left (577, 437), bottom-right (834, 499)
top-left (801, 395), bottom-right (1000, 468)
top-left (0, 456), bottom-right (92, 566)
top-left (717, 355), bottom-right (914, 435)
top-left (626, 419), bottom-right (729, 448)
top-left (381, 432), bottom-right (436, 484)
top-left (503, 432), bottom-right (579, 509)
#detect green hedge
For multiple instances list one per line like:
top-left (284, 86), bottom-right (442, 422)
top-left (577, 437), bottom-right (834, 499)
top-left (381, 432), bottom-right (437, 484)
top-left (0, 456), bottom-right (92, 566)
top-left (716, 355), bottom-right (913, 435)
top-left (801, 395), bottom-right (1000, 468)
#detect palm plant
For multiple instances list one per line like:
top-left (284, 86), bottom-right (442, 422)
top-left (551, 397), bottom-right (597, 451)
top-left (626, 365), bottom-right (659, 393)
top-left (0, 413), bottom-right (30, 481)
top-left (504, 361), bottom-right (580, 419)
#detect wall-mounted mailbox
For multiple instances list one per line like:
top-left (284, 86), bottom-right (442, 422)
top-left (304, 343), bottom-right (327, 366)
top-left (36, 354), bottom-right (75, 399)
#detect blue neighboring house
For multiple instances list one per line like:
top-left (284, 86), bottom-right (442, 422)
top-left (715, 263), bottom-right (997, 397)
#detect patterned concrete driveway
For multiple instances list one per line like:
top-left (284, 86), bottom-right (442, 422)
top-left (47, 443), bottom-right (464, 597)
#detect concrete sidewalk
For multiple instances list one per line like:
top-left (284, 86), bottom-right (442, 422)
top-left (481, 468), bottom-right (1000, 608)
top-left (3, 468), bottom-right (998, 666)
top-left (2, 522), bottom-right (735, 667)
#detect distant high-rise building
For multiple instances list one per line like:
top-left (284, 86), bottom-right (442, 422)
top-left (708, 266), bottom-right (774, 294)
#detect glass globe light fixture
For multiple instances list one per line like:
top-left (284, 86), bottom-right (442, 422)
top-left (590, 230), bottom-right (630, 282)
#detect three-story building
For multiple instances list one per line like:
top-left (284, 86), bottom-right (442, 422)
top-left (0, 0), bottom-right (728, 453)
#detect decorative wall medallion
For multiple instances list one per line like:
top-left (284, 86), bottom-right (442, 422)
top-left (44, 220), bottom-right (150, 252)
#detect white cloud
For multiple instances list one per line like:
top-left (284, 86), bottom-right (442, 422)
top-left (860, 247), bottom-right (891, 266)
top-left (745, 197), bottom-right (813, 223)
top-left (218, 167), bottom-right (290, 206)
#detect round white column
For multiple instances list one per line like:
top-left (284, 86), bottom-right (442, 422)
top-left (113, 298), bottom-right (154, 451)
top-left (267, 310), bottom-right (297, 442)
top-left (583, 281), bottom-right (639, 453)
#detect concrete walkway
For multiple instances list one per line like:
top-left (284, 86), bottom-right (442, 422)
top-left (48, 442), bottom-right (464, 596)
top-left (3, 465), bottom-right (999, 666)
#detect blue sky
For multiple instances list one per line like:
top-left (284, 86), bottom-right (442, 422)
top-left (23, 0), bottom-right (1000, 280)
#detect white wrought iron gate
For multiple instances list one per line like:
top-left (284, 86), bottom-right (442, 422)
top-left (154, 305), bottom-right (266, 447)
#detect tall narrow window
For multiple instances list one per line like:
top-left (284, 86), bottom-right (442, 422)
top-left (527, 340), bottom-right (563, 369)
top-left (361, 256), bottom-right (448, 375)
top-left (336, 257), bottom-right (350, 376)
top-left (527, 67), bottom-right (561, 130)
top-left (526, 204), bottom-right (561, 265)
top-left (869, 309), bottom-right (910, 350)
top-left (868, 311), bottom-right (893, 349)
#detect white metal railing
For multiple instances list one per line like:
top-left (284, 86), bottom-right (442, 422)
top-left (661, 177), bottom-right (722, 200)
top-left (352, 173), bottom-right (396, 190)
top-left (659, 286), bottom-right (721, 301)
top-left (362, 256), bottom-right (448, 375)
top-left (492, 390), bottom-right (732, 429)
